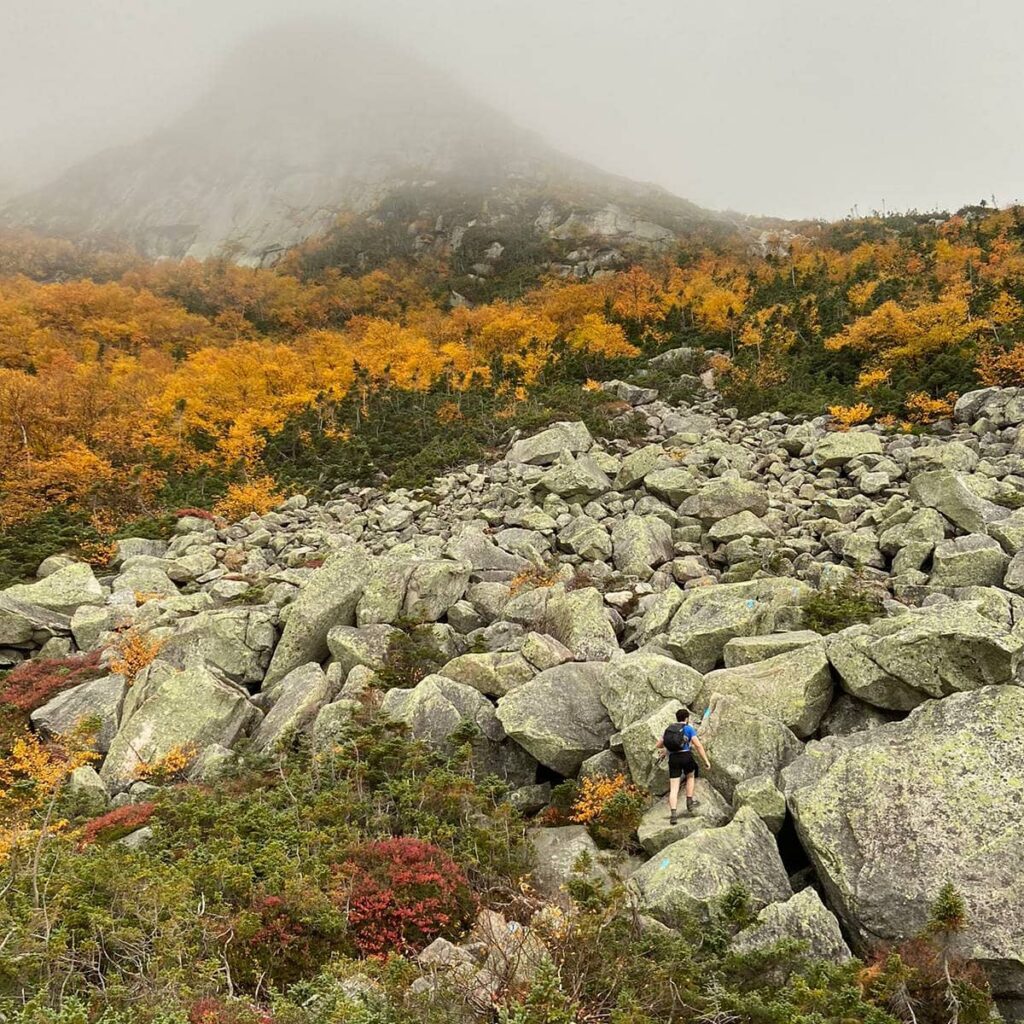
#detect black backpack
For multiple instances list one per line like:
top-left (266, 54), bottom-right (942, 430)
top-left (663, 722), bottom-right (688, 753)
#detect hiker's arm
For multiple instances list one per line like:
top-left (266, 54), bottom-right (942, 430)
top-left (692, 736), bottom-right (711, 769)
top-left (654, 737), bottom-right (665, 759)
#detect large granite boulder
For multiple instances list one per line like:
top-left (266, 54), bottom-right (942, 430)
top-left (825, 603), bottom-right (1024, 711)
top-left (732, 887), bottom-right (851, 961)
top-left (30, 674), bottom-right (126, 752)
top-left (928, 534), bottom-right (1007, 588)
top-left (621, 700), bottom-right (683, 793)
top-left (544, 586), bottom-right (619, 661)
top-left (699, 692), bottom-right (803, 800)
top-left (599, 651), bottom-right (703, 731)
top-left (611, 515), bottom-right (674, 579)
top-left (529, 825), bottom-right (615, 897)
top-left (636, 779), bottom-right (732, 854)
top-left (264, 546), bottom-right (368, 685)
top-left (783, 686), bottom-right (1024, 998)
top-left (506, 422), bottom-right (592, 465)
top-left (444, 527), bottom-right (530, 573)
top-left (811, 431), bottom-right (883, 467)
top-left (909, 469), bottom-right (1010, 534)
top-left (557, 516), bottom-right (612, 561)
top-left (4, 563), bottom-right (105, 615)
top-left (700, 642), bottom-right (832, 739)
top-left (437, 651), bottom-right (535, 697)
top-left (496, 663), bottom-right (615, 776)
top-left (164, 606), bottom-right (278, 685)
top-left (251, 663), bottom-right (333, 754)
top-left (100, 659), bottom-right (261, 792)
top-left (628, 807), bottom-right (792, 928)
top-left (325, 624), bottom-right (401, 679)
top-left (679, 478), bottom-right (769, 523)
top-left (0, 594), bottom-right (70, 647)
top-left (535, 454), bottom-right (611, 501)
top-left (661, 578), bottom-right (811, 672)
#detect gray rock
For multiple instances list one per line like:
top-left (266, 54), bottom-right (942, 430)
top-left (909, 469), bottom-right (1010, 533)
top-left (599, 651), bottom-right (703, 730)
top-left (496, 663), bottom-right (614, 775)
top-left (536, 454), bottom-right (612, 500)
top-left (818, 694), bottom-right (899, 737)
top-left (251, 663), bottom-right (332, 754)
top-left (557, 516), bottom-right (612, 561)
top-left (310, 699), bottom-right (360, 754)
top-left (445, 527), bottom-right (530, 573)
top-left (611, 515), bottom-right (674, 579)
top-left (621, 700), bottom-right (683, 793)
top-left (929, 534), bottom-right (1007, 588)
top-left (0, 594), bottom-right (70, 646)
top-left (65, 765), bottom-right (109, 812)
top-left (700, 692), bottom-right (803, 800)
top-left (326, 623), bottom-right (400, 679)
top-left (4, 562), bottom-right (105, 614)
top-left (166, 606), bottom-right (278, 685)
top-left (723, 630), bottom-right (824, 667)
top-left (438, 650), bottom-right (535, 697)
top-left (101, 659), bottom-right (261, 792)
top-left (680, 478), bottom-right (769, 523)
top-left (732, 887), bottom-right (851, 961)
top-left (615, 445), bottom-right (671, 489)
top-left (545, 586), bottom-right (619, 661)
top-left (662, 578), bottom-right (811, 672)
top-left (811, 432), bottom-right (884, 467)
top-left (643, 467), bottom-right (701, 506)
top-left (825, 603), bottom-right (1024, 710)
top-left (707, 510), bottom-right (776, 544)
top-left (507, 422), bottom-right (593, 465)
top-left (529, 825), bottom-right (614, 897)
top-left (628, 807), bottom-right (792, 927)
top-left (701, 643), bottom-right (832, 739)
top-left (31, 673), bottom-right (125, 752)
top-left (264, 546), bottom-right (368, 685)
top-left (783, 686), bottom-right (1024, 997)
top-left (636, 780), bottom-right (732, 853)
top-left (732, 774), bottom-right (786, 833)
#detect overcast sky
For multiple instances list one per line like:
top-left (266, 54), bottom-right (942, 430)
top-left (1, 0), bottom-right (1021, 219)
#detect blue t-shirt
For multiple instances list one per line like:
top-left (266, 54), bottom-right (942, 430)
top-left (666, 723), bottom-right (697, 753)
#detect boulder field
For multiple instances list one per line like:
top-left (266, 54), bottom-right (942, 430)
top-left (6, 370), bottom-right (1024, 1002)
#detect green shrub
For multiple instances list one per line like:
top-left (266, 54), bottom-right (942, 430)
top-left (803, 575), bottom-right (886, 634)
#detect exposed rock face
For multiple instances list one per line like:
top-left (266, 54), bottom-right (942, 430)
top-left (496, 663), bottom-right (614, 775)
top-left (30, 674), bottom-right (126, 753)
top-left (733, 888), bottom-right (851, 961)
top-left (783, 686), bottom-right (1024, 997)
top-left (100, 660), bottom-right (261, 792)
top-left (628, 808), bottom-right (792, 927)
top-left (599, 652), bottom-right (703, 731)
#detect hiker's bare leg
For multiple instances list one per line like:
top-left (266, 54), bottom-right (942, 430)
top-left (668, 777), bottom-right (681, 812)
top-left (685, 773), bottom-right (696, 800)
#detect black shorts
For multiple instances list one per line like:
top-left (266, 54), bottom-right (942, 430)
top-left (668, 751), bottom-right (698, 780)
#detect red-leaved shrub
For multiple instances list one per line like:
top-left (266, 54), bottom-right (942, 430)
top-left (174, 507), bottom-right (218, 521)
top-left (78, 801), bottom-right (156, 848)
top-left (0, 650), bottom-right (105, 713)
top-left (337, 836), bottom-right (476, 957)
top-left (188, 998), bottom-right (272, 1024)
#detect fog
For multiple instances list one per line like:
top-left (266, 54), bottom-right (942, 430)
top-left (2, 0), bottom-right (1022, 220)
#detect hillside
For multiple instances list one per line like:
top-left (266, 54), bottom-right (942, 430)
top-left (1, 367), bottom-right (1022, 1022)
top-left (0, 21), bottom-right (728, 273)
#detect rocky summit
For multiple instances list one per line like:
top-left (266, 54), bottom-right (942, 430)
top-left (6, 370), bottom-right (1024, 1007)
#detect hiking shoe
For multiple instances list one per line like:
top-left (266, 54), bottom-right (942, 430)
top-left (669, 811), bottom-right (678, 825)
top-left (686, 798), bottom-right (700, 814)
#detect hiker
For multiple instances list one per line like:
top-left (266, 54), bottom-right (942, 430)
top-left (655, 708), bottom-right (711, 824)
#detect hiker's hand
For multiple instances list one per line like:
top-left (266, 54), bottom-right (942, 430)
top-left (704, 759), bottom-right (711, 770)
top-left (656, 749), bottom-right (666, 761)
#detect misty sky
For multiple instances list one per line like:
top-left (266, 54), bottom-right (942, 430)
top-left (2, 0), bottom-right (1021, 220)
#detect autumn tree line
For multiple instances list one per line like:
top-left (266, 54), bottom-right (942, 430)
top-left (2, 204), bottom-right (1024, 582)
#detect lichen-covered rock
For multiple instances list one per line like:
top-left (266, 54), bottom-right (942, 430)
top-left (496, 663), bottom-right (614, 775)
top-left (732, 887), bottom-right (851, 961)
top-left (928, 534), bottom-right (1007, 588)
top-left (438, 650), bottom-right (535, 697)
top-left (732, 774), bottom-right (786, 833)
top-left (615, 444), bottom-right (671, 489)
top-left (544, 585), bottom-right (619, 661)
top-left (701, 643), bottom-right (832, 739)
top-left (825, 603), bottom-right (1024, 710)
top-left (700, 692), bottom-right (803, 800)
top-left (251, 662), bottom-right (332, 754)
top-left (662, 578), bottom-right (810, 672)
top-left (643, 466), bottom-right (700, 506)
top-left (326, 623), bottom-right (400, 679)
top-left (557, 515), bottom-right (612, 561)
top-left (0, 594), bottom-right (70, 647)
top-left (909, 469), bottom-right (1010, 534)
top-left (811, 431), bottom-right (884, 467)
top-left (310, 698), bottom-right (360, 754)
top-left (722, 630), bottom-right (823, 667)
top-left (628, 807), bottom-right (791, 927)
top-left (818, 693), bottom-right (900, 737)
top-left (164, 605), bottom-right (278, 685)
top-left (31, 673), bottom-right (125, 753)
top-left (599, 651), bottom-right (703, 730)
top-left (264, 546), bottom-right (368, 685)
top-left (4, 562), bottom-right (105, 615)
top-left (783, 686), bottom-right (1024, 997)
top-left (506, 422), bottom-right (593, 465)
top-left (535, 454), bottom-right (611, 500)
top-left (444, 527), bottom-right (530, 573)
top-left (529, 825), bottom-right (614, 897)
top-left (636, 780), bottom-right (732, 854)
top-left (100, 659), bottom-right (261, 792)
top-left (679, 478), bottom-right (769, 523)
top-left (611, 515), bottom-right (674, 579)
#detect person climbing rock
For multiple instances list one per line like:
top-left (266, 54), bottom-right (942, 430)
top-left (655, 707), bottom-right (711, 824)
